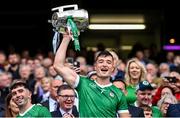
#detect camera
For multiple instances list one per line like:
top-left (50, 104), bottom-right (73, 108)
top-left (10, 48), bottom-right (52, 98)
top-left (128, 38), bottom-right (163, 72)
top-left (164, 76), bottom-right (177, 83)
top-left (73, 61), bottom-right (80, 68)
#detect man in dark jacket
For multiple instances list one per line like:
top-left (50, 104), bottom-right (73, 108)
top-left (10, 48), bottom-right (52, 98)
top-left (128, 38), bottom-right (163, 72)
top-left (51, 84), bottom-right (79, 117)
top-left (166, 103), bottom-right (180, 117)
top-left (41, 79), bottom-right (63, 112)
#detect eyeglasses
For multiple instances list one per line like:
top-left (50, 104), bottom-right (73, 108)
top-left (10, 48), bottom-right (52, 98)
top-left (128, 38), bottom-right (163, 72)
top-left (58, 95), bottom-right (75, 100)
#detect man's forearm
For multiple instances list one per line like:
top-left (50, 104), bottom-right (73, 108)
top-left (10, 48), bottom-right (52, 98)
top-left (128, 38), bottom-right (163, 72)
top-left (53, 33), bottom-right (78, 88)
top-left (54, 35), bottom-right (71, 68)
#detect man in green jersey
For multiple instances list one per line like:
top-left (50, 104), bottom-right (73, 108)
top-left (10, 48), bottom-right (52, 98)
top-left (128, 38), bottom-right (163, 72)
top-left (10, 80), bottom-right (51, 117)
top-left (53, 31), bottom-right (130, 117)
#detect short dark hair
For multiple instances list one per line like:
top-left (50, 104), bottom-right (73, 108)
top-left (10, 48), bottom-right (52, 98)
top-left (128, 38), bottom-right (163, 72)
top-left (112, 79), bottom-right (127, 88)
top-left (10, 80), bottom-right (29, 91)
top-left (57, 84), bottom-right (75, 96)
top-left (95, 50), bottom-right (113, 61)
top-left (141, 105), bottom-right (152, 111)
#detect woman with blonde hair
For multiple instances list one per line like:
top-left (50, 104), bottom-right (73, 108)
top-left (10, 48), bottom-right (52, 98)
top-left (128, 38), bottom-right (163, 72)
top-left (125, 58), bottom-right (147, 104)
top-left (157, 93), bottom-right (177, 117)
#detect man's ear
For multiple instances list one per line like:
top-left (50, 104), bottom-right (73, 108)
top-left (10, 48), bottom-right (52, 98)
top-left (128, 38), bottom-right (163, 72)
top-left (94, 63), bottom-right (97, 71)
top-left (27, 90), bottom-right (32, 99)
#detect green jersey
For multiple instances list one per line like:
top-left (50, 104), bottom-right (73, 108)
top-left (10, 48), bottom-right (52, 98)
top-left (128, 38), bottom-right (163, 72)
top-left (126, 85), bottom-right (137, 105)
top-left (126, 84), bottom-right (137, 105)
top-left (152, 106), bottom-right (163, 117)
top-left (17, 104), bottom-right (51, 118)
top-left (75, 76), bottom-right (128, 117)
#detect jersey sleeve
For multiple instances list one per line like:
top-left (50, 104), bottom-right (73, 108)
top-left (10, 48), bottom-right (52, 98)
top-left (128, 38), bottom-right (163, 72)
top-left (117, 93), bottom-right (129, 114)
top-left (73, 75), bottom-right (80, 88)
top-left (39, 105), bottom-right (52, 117)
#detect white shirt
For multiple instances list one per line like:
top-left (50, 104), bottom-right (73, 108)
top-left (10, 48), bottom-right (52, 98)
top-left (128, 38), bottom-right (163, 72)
top-left (42, 91), bottom-right (50, 102)
top-left (49, 97), bottom-right (58, 112)
top-left (59, 107), bottom-right (72, 116)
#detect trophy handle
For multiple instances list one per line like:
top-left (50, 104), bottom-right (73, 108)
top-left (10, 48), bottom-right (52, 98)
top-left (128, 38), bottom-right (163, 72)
top-left (52, 4), bottom-right (78, 12)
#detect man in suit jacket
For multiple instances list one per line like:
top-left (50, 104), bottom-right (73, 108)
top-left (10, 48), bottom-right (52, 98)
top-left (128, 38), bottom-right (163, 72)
top-left (51, 84), bottom-right (79, 117)
top-left (166, 103), bottom-right (180, 117)
top-left (41, 79), bottom-right (63, 112)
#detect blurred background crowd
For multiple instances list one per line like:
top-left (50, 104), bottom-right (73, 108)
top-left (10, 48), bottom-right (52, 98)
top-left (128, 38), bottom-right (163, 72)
top-left (0, 0), bottom-right (180, 117)
top-left (0, 43), bottom-right (179, 117)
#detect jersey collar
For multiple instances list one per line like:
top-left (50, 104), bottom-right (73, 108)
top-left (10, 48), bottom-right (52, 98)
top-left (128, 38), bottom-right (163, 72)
top-left (94, 80), bottom-right (112, 88)
top-left (19, 104), bottom-right (35, 116)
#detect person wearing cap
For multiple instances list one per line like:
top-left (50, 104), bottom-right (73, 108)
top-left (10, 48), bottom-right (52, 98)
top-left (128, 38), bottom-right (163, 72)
top-left (134, 80), bottom-right (162, 117)
top-left (112, 78), bottom-right (144, 117)
top-left (10, 80), bottom-right (51, 117)
top-left (53, 31), bottom-right (130, 117)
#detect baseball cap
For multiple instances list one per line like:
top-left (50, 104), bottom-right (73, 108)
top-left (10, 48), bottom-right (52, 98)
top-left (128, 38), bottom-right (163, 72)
top-left (10, 80), bottom-right (29, 91)
top-left (136, 80), bottom-right (153, 91)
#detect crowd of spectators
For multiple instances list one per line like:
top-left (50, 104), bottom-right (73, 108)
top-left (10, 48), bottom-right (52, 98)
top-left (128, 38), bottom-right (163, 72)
top-left (0, 43), bottom-right (179, 117)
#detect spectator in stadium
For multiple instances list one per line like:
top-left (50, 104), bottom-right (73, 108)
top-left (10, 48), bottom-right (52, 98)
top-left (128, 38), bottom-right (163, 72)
top-left (112, 78), bottom-right (144, 117)
top-left (135, 80), bottom-right (162, 117)
top-left (51, 84), bottom-right (79, 117)
top-left (10, 80), bottom-right (51, 117)
top-left (157, 93), bottom-right (177, 116)
top-left (41, 78), bottom-right (63, 112)
top-left (5, 93), bottom-right (19, 117)
top-left (124, 58), bottom-right (147, 105)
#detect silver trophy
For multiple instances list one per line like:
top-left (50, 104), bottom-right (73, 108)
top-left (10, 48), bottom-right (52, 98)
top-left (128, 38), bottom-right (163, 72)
top-left (49, 4), bottom-right (89, 52)
top-left (50, 4), bottom-right (89, 33)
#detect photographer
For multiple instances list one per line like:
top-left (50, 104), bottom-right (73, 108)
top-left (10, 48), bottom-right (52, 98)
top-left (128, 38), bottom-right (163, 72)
top-left (167, 71), bottom-right (180, 102)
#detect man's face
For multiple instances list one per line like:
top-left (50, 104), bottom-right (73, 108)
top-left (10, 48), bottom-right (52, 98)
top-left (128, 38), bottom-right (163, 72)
top-left (146, 64), bottom-right (157, 76)
top-left (34, 67), bottom-right (45, 79)
top-left (57, 89), bottom-right (75, 111)
top-left (50, 79), bottom-right (63, 99)
top-left (19, 66), bottom-right (31, 79)
top-left (95, 56), bottom-right (114, 79)
top-left (8, 54), bottom-right (19, 65)
top-left (0, 73), bottom-right (12, 88)
top-left (48, 66), bottom-right (57, 77)
top-left (136, 90), bottom-right (152, 106)
top-left (11, 86), bottom-right (31, 107)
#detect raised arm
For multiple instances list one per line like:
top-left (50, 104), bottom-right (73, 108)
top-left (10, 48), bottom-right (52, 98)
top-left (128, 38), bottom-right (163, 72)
top-left (53, 32), bottom-right (78, 88)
